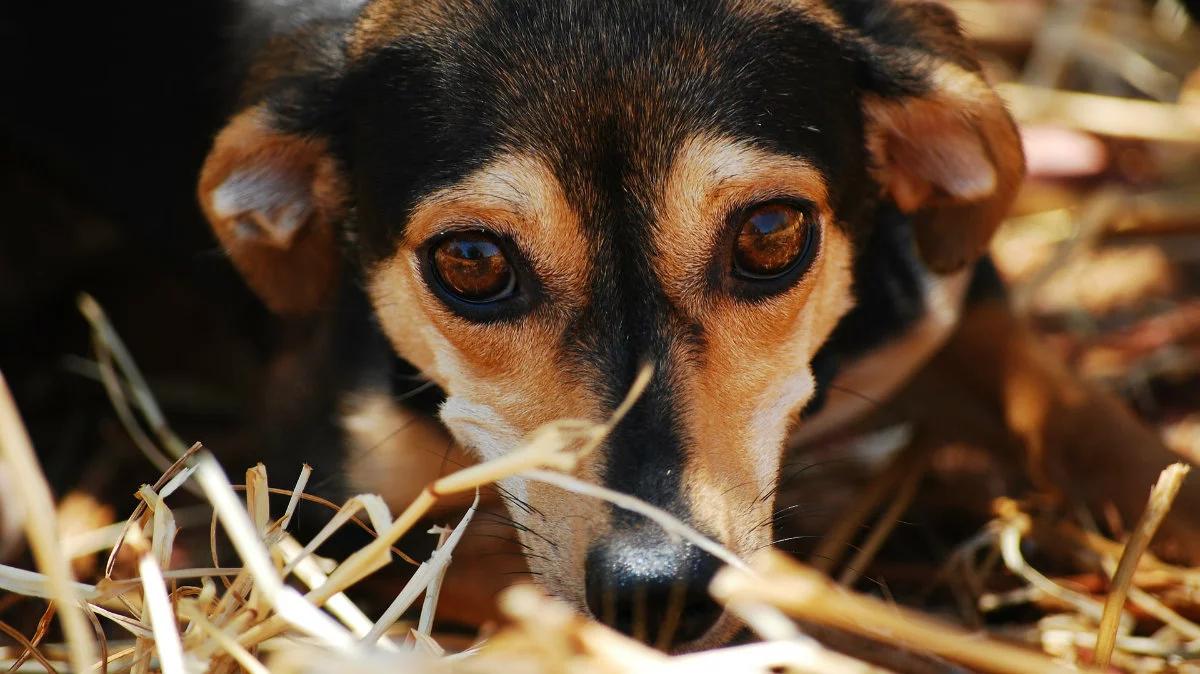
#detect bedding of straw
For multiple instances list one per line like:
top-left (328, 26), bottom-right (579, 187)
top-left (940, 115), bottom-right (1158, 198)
top-left (3, 1), bottom-right (1200, 672)
top-left (11, 296), bottom-right (1182, 674)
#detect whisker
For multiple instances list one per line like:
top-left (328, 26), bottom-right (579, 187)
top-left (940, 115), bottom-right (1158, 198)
top-left (475, 509), bottom-right (532, 531)
top-left (436, 437), bottom-right (458, 479)
top-left (491, 484), bottom-right (545, 519)
top-left (754, 534), bottom-right (821, 552)
top-left (758, 503), bottom-right (844, 530)
top-left (471, 512), bottom-right (560, 550)
top-left (722, 479), bottom-right (756, 498)
top-left (474, 550), bottom-right (553, 563)
top-left (655, 575), bottom-right (688, 650)
top-left (391, 378), bottom-right (437, 403)
top-left (828, 383), bottom-right (886, 409)
top-left (758, 458), bottom-right (854, 504)
top-left (306, 414), bottom-right (423, 492)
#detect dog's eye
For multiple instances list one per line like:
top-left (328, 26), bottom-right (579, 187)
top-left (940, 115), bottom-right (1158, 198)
top-left (732, 203), bottom-right (814, 279)
top-left (431, 231), bottom-right (516, 303)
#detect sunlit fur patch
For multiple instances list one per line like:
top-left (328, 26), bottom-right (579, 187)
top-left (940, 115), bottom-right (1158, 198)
top-left (863, 63), bottom-right (1024, 273)
top-left (347, 0), bottom-right (488, 59)
top-left (367, 151), bottom-right (607, 602)
top-left (651, 133), bottom-right (855, 560)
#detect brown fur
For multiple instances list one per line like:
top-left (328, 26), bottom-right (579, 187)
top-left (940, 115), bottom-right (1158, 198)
top-left (197, 106), bottom-right (346, 315)
top-left (367, 153), bottom-right (612, 603)
top-left (864, 62), bottom-right (1025, 273)
top-left (348, 0), bottom-right (490, 59)
top-left (650, 134), bottom-right (854, 555)
top-left (929, 299), bottom-right (1200, 562)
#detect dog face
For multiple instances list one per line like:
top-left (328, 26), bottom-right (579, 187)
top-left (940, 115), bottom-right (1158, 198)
top-left (199, 0), bottom-right (1022, 650)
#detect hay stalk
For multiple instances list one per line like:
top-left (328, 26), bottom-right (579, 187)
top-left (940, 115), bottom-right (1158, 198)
top-left (712, 550), bottom-right (1090, 674)
top-left (1094, 463), bottom-right (1191, 668)
top-left (0, 372), bottom-right (100, 673)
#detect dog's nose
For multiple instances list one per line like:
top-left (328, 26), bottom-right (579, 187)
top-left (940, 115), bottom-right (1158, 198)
top-left (584, 529), bottom-right (724, 649)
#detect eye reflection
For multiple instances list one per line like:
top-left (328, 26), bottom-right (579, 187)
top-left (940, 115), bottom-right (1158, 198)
top-left (431, 231), bottom-right (517, 303)
top-left (732, 203), bottom-right (812, 279)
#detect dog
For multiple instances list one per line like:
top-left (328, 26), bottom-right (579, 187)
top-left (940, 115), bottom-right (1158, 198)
top-left (196, 0), bottom-right (1199, 652)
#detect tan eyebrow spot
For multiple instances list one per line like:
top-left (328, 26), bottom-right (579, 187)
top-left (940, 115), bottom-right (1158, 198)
top-left (404, 152), bottom-right (593, 311)
top-left (366, 150), bottom-right (598, 430)
top-left (648, 132), bottom-right (854, 566)
top-left (652, 132), bottom-right (831, 312)
top-left (348, 0), bottom-right (485, 59)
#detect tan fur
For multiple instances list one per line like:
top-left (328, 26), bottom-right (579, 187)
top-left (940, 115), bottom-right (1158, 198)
top-left (937, 301), bottom-right (1200, 562)
top-left (370, 152), bottom-right (593, 404)
top-left (198, 106), bottom-right (346, 315)
top-left (651, 134), bottom-right (855, 558)
top-left (367, 152), bottom-right (608, 602)
top-left (364, 138), bottom-right (857, 620)
top-left (348, 0), bottom-right (489, 59)
top-left (732, 0), bottom-right (849, 33)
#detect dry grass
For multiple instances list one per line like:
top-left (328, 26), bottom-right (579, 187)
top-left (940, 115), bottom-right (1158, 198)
top-left (0, 293), bottom-right (1195, 674)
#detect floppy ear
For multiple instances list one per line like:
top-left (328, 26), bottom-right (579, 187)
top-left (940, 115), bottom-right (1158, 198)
top-left (198, 106), bottom-right (346, 315)
top-left (850, 1), bottom-right (1025, 273)
top-left (198, 17), bottom-right (352, 316)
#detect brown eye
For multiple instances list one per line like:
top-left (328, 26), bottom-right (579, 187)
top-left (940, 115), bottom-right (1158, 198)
top-left (431, 231), bottom-right (516, 303)
top-left (732, 203), bottom-right (814, 280)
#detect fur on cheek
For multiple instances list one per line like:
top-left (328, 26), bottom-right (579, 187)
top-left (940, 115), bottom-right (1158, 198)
top-left (439, 396), bottom-right (524, 461)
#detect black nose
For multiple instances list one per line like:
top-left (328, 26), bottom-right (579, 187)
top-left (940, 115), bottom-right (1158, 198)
top-left (584, 527), bottom-right (724, 649)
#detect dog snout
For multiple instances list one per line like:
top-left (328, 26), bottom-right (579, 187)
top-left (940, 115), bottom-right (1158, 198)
top-left (583, 525), bottom-right (724, 649)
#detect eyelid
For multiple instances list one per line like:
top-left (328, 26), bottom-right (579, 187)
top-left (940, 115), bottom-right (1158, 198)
top-left (417, 225), bottom-right (544, 322)
top-left (402, 198), bottom-right (525, 249)
top-left (726, 196), bottom-right (817, 224)
top-left (712, 197), bottom-right (822, 300)
top-left (718, 196), bottom-right (819, 260)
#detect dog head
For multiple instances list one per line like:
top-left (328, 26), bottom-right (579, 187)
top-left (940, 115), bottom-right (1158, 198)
top-left (199, 0), bottom-right (1022, 650)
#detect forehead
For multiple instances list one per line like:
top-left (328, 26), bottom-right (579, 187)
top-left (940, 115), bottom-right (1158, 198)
top-left (342, 0), bottom-right (865, 254)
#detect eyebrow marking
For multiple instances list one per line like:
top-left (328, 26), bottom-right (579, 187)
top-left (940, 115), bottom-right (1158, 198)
top-left (397, 151), bottom-right (595, 311)
top-left (651, 133), bottom-right (832, 309)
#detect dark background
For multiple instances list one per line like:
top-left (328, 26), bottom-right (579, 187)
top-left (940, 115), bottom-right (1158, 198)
top-left (0, 1), bottom-right (271, 493)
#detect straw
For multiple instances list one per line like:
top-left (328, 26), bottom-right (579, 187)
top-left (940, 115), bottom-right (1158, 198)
top-left (1094, 463), bottom-right (1191, 668)
top-left (0, 372), bottom-right (100, 673)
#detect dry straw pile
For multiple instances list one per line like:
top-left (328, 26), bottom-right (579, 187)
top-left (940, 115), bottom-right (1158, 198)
top-left (0, 296), bottom-right (1196, 674)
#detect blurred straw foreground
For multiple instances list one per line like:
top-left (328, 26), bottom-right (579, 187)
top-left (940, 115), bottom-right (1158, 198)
top-left (4, 0), bottom-right (1200, 672)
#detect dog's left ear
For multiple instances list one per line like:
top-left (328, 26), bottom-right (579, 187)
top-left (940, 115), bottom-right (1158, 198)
top-left (199, 106), bottom-right (346, 316)
top-left (198, 22), bottom-right (351, 316)
top-left (846, 1), bottom-right (1025, 273)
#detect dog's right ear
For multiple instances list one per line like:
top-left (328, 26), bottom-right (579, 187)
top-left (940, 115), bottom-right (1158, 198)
top-left (838, 1), bottom-right (1025, 274)
top-left (198, 24), bottom-right (349, 316)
